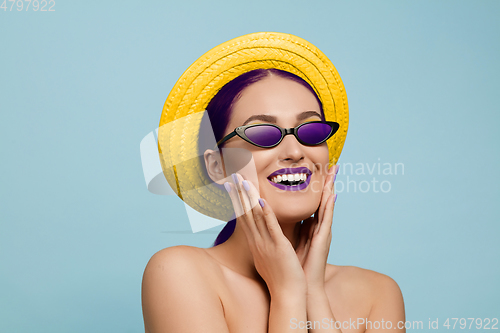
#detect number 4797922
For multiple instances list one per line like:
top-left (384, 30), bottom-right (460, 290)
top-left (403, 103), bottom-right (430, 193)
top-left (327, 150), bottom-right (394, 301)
top-left (1, 0), bottom-right (55, 11)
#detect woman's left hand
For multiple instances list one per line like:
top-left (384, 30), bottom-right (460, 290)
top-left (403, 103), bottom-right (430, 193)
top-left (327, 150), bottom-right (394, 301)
top-left (295, 164), bottom-right (338, 291)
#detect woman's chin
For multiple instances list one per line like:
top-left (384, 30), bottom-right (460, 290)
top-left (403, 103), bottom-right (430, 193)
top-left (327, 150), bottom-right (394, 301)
top-left (272, 206), bottom-right (317, 224)
top-left (261, 184), bottom-right (322, 223)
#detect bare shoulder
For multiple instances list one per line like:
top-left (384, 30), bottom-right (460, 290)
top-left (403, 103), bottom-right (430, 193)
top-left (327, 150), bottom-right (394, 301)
top-left (144, 245), bottom-right (225, 279)
top-left (142, 245), bottom-right (224, 298)
top-left (144, 245), bottom-right (211, 272)
top-left (142, 245), bottom-right (229, 333)
top-left (326, 264), bottom-right (402, 293)
top-left (325, 264), bottom-right (404, 317)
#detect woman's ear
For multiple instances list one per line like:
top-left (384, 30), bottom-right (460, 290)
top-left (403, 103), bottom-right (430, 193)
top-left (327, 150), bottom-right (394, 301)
top-left (204, 149), bottom-right (226, 185)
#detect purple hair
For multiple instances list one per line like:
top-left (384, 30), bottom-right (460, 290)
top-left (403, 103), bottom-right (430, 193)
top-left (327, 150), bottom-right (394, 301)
top-left (200, 69), bottom-right (325, 246)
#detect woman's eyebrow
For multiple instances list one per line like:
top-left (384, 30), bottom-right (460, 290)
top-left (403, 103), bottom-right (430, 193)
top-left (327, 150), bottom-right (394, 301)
top-left (242, 114), bottom-right (277, 125)
top-left (297, 111), bottom-right (322, 121)
top-left (242, 111), bottom-right (321, 126)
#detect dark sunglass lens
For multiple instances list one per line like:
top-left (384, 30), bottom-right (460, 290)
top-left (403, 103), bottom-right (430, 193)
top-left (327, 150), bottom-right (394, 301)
top-left (297, 123), bottom-right (333, 145)
top-left (244, 125), bottom-right (282, 147)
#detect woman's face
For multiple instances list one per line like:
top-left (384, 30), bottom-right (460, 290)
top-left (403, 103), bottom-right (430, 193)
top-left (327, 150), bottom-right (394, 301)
top-left (220, 75), bottom-right (330, 224)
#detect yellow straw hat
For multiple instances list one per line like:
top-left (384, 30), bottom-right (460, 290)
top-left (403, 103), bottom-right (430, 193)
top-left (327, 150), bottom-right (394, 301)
top-left (158, 32), bottom-right (349, 222)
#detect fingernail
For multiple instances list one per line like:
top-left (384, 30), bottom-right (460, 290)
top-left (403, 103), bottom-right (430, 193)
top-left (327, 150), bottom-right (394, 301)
top-left (231, 173), bottom-right (238, 184)
top-left (334, 194), bottom-right (338, 203)
top-left (242, 180), bottom-right (250, 191)
top-left (258, 198), bottom-right (265, 208)
top-left (335, 165), bottom-right (340, 175)
top-left (333, 174), bottom-right (337, 183)
top-left (224, 182), bottom-right (231, 193)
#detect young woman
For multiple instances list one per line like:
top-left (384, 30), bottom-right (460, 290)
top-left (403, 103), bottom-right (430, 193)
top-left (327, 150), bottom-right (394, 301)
top-left (142, 33), bottom-right (405, 333)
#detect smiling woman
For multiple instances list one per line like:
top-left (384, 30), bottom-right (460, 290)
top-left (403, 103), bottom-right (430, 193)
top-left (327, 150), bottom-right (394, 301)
top-left (203, 68), bottom-right (339, 245)
top-left (141, 32), bottom-right (405, 333)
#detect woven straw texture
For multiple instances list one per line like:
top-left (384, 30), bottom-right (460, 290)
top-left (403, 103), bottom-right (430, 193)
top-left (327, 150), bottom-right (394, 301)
top-left (158, 32), bottom-right (349, 222)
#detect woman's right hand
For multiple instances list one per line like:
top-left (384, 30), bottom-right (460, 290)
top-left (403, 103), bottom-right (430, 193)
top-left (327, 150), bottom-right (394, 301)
top-left (224, 173), bottom-right (307, 298)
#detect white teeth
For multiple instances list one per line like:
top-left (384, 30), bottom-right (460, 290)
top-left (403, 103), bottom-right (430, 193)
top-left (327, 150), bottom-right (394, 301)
top-left (270, 173), bottom-right (308, 184)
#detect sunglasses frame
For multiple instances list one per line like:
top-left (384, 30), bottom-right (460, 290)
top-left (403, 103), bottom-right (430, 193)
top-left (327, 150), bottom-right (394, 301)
top-left (216, 121), bottom-right (340, 148)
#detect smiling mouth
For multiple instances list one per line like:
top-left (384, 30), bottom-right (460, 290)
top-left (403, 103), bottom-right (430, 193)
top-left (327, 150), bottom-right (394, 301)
top-left (267, 167), bottom-right (312, 191)
top-left (269, 173), bottom-right (308, 186)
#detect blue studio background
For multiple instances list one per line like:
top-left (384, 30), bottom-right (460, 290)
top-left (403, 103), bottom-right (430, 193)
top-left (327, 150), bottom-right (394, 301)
top-left (1, 1), bottom-right (499, 332)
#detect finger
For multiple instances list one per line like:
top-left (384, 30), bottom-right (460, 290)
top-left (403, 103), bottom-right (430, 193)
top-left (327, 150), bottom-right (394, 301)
top-left (242, 178), bottom-right (271, 241)
top-left (304, 215), bottom-right (317, 257)
top-left (224, 181), bottom-right (243, 219)
top-left (317, 193), bottom-right (336, 236)
top-left (235, 173), bottom-right (261, 234)
top-left (236, 173), bottom-right (271, 244)
top-left (320, 166), bottom-right (335, 208)
top-left (325, 164), bottom-right (338, 191)
top-left (232, 173), bottom-right (251, 216)
top-left (242, 179), bottom-right (259, 210)
top-left (309, 212), bottom-right (319, 238)
top-left (225, 179), bottom-right (259, 241)
top-left (331, 164), bottom-right (339, 194)
top-left (317, 166), bottom-right (336, 230)
top-left (258, 198), bottom-right (286, 243)
top-left (224, 182), bottom-right (257, 247)
top-left (317, 193), bottom-right (333, 230)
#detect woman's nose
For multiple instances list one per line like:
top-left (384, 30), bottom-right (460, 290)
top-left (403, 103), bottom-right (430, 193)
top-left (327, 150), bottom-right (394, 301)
top-left (277, 134), bottom-right (305, 163)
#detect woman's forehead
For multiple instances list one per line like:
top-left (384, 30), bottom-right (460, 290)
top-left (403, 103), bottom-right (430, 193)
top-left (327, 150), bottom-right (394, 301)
top-left (229, 76), bottom-right (321, 125)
